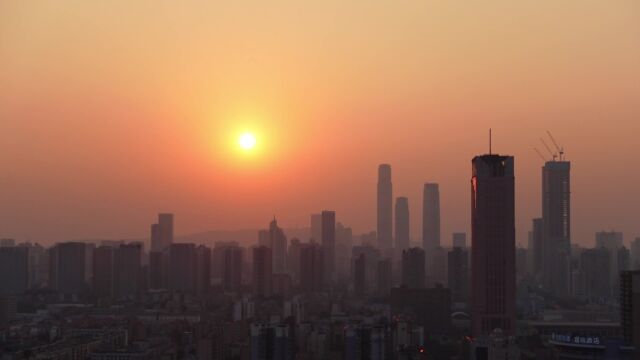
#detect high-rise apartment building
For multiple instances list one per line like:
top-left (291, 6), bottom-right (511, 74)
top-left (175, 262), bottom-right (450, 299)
top-left (377, 164), bottom-right (393, 254)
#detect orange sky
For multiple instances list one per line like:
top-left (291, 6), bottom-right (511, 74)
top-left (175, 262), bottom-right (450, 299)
top-left (1, 1), bottom-right (639, 246)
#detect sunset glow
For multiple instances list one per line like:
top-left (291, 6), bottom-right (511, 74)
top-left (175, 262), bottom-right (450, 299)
top-left (238, 133), bottom-right (257, 151)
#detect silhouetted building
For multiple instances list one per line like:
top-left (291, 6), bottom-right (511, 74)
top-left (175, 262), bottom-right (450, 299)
top-left (354, 253), bottom-right (367, 296)
top-left (196, 245), bottom-right (211, 296)
top-left (448, 247), bottom-right (469, 303)
top-left (336, 222), bottom-right (354, 278)
top-left (596, 231), bottom-right (623, 249)
top-left (0, 239), bottom-right (15, 247)
top-left (615, 246), bottom-right (631, 298)
top-left (253, 246), bottom-right (273, 298)
top-left (581, 247), bottom-right (611, 299)
top-left (299, 243), bottom-right (324, 293)
top-left (250, 323), bottom-right (293, 360)
top-left (222, 245), bottom-right (243, 293)
top-left (158, 213), bottom-right (174, 249)
top-left (0, 247), bottom-right (29, 295)
top-left (429, 246), bottom-right (447, 286)
top-left (168, 243), bottom-right (197, 293)
top-left (288, 239), bottom-right (301, 283)
top-left (310, 214), bottom-right (322, 242)
top-left (148, 251), bottom-right (166, 289)
top-left (352, 245), bottom-right (380, 296)
top-left (516, 247), bottom-right (528, 279)
top-left (529, 218), bottom-right (544, 279)
top-left (422, 183), bottom-right (440, 253)
top-left (401, 248), bottom-right (425, 289)
top-left (390, 286), bottom-right (451, 336)
top-left (93, 246), bottom-right (114, 299)
top-left (50, 242), bottom-right (88, 297)
top-left (114, 243), bottom-right (142, 298)
top-left (541, 160), bottom-right (571, 297)
top-left (321, 210), bottom-right (336, 278)
top-left (620, 270), bottom-right (640, 348)
top-left (471, 154), bottom-right (516, 336)
top-left (394, 197), bottom-right (410, 253)
top-left (377, 164), bottom-right (393, 254)
top-left (452, 232), bottom-right (466, 248)
top-left (344, 324), bottom-right (391, 360)
top-left (376, 258), bottom-right (393, 296)
top-left (631, 238), bottom-right (640, 270)
top-left (269, 218), bottom-right (288, 274)
top-left (258, 230), bottom-right (270, 247)
top-left (596, 231), bottom-right (624, 295)
top-left (0, 296), bottom-right (17, 326)
top-left (150, 223), bottom-right (160, 252)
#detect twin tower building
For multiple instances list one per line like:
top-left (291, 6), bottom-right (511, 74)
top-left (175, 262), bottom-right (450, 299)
top-left (376, 164), bottom-right (441, 256)
top-left (377, 151), bottom-right (570, 338)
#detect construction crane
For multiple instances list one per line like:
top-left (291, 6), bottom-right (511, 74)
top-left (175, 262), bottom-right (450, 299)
top-left (546, 130), bottom-right (564, 161)
top-left (540, 138), bottom-right (557, 161)
top-left (534, 148), bottom-right (548, 162)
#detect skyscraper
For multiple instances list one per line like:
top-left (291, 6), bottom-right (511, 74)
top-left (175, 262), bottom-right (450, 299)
top-left (269, 218), bottom-right (288, 274)
top-left (148, 250), bottom-right (166, 289)
top-left (377, 164), bottom-right (393, 254)
top-left (50, 242), bottom-right (88, 297)
top-left (401, 247), bottom-right (425, 289)
top-left (394, 197), bottom-right (410, 252)
top-left (595, 231), bottom-right (624, 295)
top-left (353, 253), bottom-right (367, 296)
top-left (150, 223), bottom-right (160, 251)
top-left (447, 246), bottom-right (469, 303)
top-left (0, 247), bottom-right (29, 295)
top-left (581, 247), bottom-right (611, 298)
top-left (167, 243), bottom-right (197, 293)
top-left (158, 213), bottom-right (174, 250)
top-left (452, 233), bottom-right (467, 248)
top-left (376, 258), bottom-right (393, 296)
top-left (222, 245), bottom-right (243, 293)
top-left (92, 246), bottom-right (115, 299)
top-left (631, 237), bottom-right (640, 270)
top-left (114, 243), bottom-right (142, 298)
top-left (321, 210), bottom-right (336, 277)
top-left (422, 183), bottom-right (440, 253)
top-left (541, 160), bottom-right (571, 297)
top-left (253, 246), bottom-right (273, 298)
top-left (471, 154), bottom-right (516, 336)
top-left (196, 245), bottom-right (212, 296)
top-left (299, 243), bottom-right (324, 292)
top-left (620, 270), bottom-right (640, 348)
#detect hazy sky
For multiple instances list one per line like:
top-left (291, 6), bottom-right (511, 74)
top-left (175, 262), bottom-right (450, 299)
top-left (1, 1), bottom-right (639, 246)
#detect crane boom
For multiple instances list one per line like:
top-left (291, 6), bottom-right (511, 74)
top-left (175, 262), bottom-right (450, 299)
top-left (546, 131), bottom-right (564, 160)
top-left (540, 138), bottom-right (557, 160)
top-left (534, 148), bottom-right (547, 162)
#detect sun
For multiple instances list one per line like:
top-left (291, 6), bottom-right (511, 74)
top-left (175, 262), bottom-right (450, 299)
top-left (238, 132), bottom-right (257, 150)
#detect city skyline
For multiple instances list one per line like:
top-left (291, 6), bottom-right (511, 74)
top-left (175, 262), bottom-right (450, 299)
top-left (3, 2), bottom-right (640, 358)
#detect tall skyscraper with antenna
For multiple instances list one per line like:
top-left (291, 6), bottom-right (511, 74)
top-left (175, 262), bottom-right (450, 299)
top-left (471, 153), bottom-right (516, 336)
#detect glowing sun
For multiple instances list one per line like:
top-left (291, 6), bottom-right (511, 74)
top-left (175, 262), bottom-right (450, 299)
top-left (238, 132), bottom-right (257, 150)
